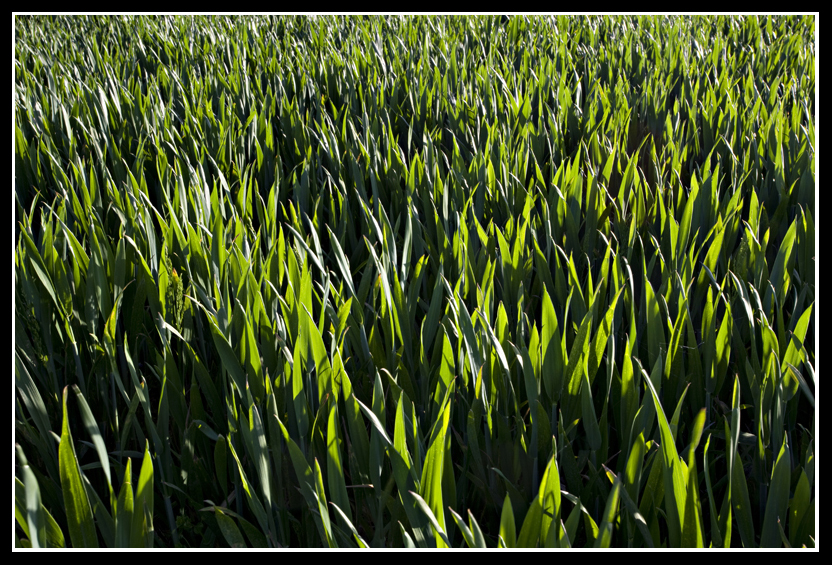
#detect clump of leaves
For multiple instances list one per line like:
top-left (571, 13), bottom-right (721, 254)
top-left (14, 14), bottom-right (815, 549)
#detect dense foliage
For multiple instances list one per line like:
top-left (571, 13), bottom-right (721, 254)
top-left (14, 15), bottom-right (815, 548)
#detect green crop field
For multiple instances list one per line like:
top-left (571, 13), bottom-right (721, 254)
top-left (14, 15), bottom-right (815, 548)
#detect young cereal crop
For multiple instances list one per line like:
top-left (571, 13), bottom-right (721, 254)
top-left (14, 15), bottom-right (815, 549)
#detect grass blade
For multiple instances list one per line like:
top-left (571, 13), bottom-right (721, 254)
top-left (58, 387), bottom-right (98, 548)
